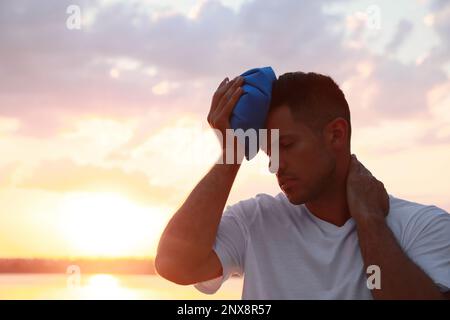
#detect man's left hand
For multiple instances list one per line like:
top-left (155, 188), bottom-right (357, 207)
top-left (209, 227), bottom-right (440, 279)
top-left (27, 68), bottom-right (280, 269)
top-left (346, 154), bottom-right (390, 224)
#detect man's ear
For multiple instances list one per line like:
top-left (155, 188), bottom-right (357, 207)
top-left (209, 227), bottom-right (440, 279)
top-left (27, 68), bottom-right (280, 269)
top-left (323, 117), bottom-right (349, 150)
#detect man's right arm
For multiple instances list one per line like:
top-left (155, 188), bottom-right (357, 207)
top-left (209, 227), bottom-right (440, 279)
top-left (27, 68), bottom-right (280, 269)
top-left (155, 76), bottom-right (245, 285)
top-left (155, 161), bottom-right (241, 285)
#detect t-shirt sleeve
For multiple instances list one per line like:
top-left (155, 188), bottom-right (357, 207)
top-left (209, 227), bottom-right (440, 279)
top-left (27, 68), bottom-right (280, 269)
top-left (194, 200), bottom-right (252, 295)
top-left (404, 206), bottom-right (450, 292)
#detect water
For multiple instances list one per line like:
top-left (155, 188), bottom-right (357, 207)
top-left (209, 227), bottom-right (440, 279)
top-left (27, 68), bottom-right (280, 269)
top-left (0, 274), bottom-right (243, 300)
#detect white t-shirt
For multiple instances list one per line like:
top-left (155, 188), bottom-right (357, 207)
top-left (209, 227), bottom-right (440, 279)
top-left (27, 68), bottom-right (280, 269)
top-left (194, 193), bottom-right (450, 299)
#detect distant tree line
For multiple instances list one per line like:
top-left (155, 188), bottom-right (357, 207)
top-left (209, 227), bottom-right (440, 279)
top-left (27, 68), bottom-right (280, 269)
top-left (0, 258), bottom-right (156, 274)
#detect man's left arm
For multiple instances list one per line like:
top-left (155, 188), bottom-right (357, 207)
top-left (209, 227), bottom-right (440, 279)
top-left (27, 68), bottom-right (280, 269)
top-left (356, 213), bottom-right (448, 299)
top-left (347, 155), bottom-right (449, 300)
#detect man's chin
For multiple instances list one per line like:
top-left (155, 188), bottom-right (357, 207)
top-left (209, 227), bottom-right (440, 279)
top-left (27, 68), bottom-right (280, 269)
top-left (283, 189), bottom-right (306, 205)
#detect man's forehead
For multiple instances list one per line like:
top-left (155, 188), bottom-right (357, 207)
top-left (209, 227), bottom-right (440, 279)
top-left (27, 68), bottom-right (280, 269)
top-left (266, 104), bottom-right (297, 128)
top-left (266, 110), bottom-right (304, 135)
top-left (279, 133), bottom-right (298, 140)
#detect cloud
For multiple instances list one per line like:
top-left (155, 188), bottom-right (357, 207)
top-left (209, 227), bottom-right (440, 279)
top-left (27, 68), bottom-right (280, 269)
top-left (427, 0), bottom-right (450, 64)
top-left (13, 158), bottom-right (178, 206)
top-left (0, 162), bottom-right (20, 189)
top-left (368, 57), bottom-right (445, 118)
top-left (0, 0), bottom-right (448, 153)
top-left (385, 19), bottom-right (414, 53)
top-left (0, 0), bottom-right (318, 154)
top-left (0, 117), bottom-right (20, 136)
top-left (0, 0), bottom-right (348, 135)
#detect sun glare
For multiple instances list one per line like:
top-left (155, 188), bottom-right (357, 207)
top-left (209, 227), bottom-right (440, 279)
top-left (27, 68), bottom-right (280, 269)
top-left (58, 192), bottom-right (168, 257)
top-left (79, 274), bottom-right (138, 299)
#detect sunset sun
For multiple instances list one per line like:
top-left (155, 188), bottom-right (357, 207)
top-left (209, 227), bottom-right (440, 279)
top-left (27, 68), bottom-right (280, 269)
top-left (58, 192), bottom-right (168, 258)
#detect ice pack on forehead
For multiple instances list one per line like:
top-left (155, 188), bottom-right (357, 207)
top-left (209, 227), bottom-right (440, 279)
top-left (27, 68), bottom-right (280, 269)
top-left (230, 66), bottom-right (277, 160)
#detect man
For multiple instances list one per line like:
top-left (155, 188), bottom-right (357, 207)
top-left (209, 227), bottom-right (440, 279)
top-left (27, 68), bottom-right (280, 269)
top-left (155, 72), bottom-right (450, 299)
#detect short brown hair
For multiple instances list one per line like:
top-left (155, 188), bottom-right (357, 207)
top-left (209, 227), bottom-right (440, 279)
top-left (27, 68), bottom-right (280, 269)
top-left (269, 72), bottom-right (351, 141)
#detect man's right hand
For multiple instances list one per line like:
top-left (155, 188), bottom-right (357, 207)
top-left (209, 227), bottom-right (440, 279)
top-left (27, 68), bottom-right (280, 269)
top-left (208, 76), bottom-right (245, 164)
top-left (208, 76), bottom-right (244, 138)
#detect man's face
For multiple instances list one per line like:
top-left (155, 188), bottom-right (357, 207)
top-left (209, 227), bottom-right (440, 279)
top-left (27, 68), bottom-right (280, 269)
top-left (266, 105), bottom-right (336, 205)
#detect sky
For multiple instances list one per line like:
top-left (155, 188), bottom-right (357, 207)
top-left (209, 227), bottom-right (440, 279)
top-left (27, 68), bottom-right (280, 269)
top-left (0, 0), bottom-right (449, 259)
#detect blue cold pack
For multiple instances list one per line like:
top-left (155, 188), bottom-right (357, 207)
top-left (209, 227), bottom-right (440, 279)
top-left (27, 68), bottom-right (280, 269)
top-left (230, 66), bottom-right (277, 160)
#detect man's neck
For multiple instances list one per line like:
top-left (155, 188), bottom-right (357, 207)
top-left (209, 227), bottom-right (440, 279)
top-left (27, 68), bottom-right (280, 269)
top-left (305, 190), bottom-right (350, 227)
top-left (305, 154), bottom-right (352, 227)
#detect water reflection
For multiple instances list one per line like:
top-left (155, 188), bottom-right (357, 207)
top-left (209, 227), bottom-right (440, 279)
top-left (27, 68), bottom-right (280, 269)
top-left (71, 274), bottom-right (140, 299)
top-left (0, 274), bottom-right (242, 300)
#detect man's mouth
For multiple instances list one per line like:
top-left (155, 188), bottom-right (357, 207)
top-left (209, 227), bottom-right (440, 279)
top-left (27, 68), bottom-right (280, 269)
top-left (278, 177), bottom-right (298, 190)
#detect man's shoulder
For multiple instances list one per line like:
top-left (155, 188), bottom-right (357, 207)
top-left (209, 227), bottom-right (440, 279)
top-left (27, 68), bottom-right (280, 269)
top-left (387, 194), bottom-right (450, 231)
top-left (388, 196), bottom-right (450, 268)
top-left (223, 192), bottom-right (290, 224)
top-left (227, 192), bottom-right (286, 209)
top-left (389, 195), bottom-right (448, 216)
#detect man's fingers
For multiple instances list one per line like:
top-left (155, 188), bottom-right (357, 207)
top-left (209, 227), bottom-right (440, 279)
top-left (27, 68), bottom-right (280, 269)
top-left (208, 76), bottom-right (244, 131)
top-left (211, 77), bottom-right (230, 111)
top-left (218, 85), bottom-right (244, 121)
top-left (360, 162), bottom-right (373, 177)
top-left (350, 154), bottom-right (373, 177)
top-left (349, 155), bottom-right (362, 176)
top-left (216, 77), bottom-right (237, 100)
top-left (211, 77), bottom-right (238, 114)
top-left (219, 77), bottom-right (229, 88)
top-left (216, 77), bottom-right (244, 112)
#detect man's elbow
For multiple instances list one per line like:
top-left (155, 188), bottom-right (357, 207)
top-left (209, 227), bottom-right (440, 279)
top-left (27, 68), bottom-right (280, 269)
top-left (154, 254), bottom-right (195, 286)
